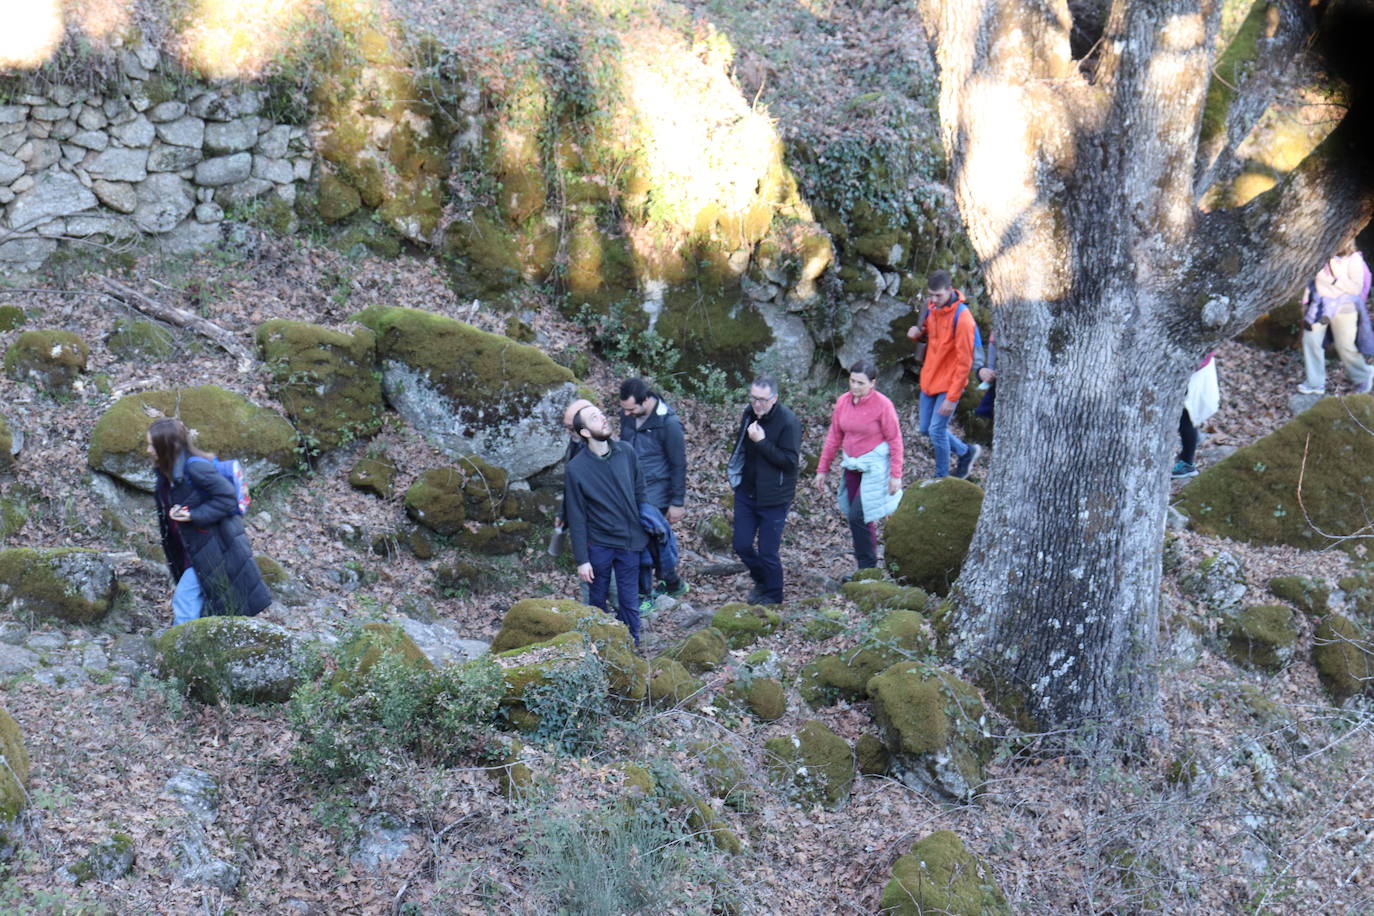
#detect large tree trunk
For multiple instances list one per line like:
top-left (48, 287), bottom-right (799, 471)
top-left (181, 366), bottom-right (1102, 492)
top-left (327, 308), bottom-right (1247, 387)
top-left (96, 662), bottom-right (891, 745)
top-left (914, 0), bottom-right (1374, 742)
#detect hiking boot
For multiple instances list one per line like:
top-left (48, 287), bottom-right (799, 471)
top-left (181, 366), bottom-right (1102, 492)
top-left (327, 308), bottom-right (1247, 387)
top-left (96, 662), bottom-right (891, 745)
top-left (952, 443), bottom-right (982, 479)
top-left (1297, 383), bottom-right (1326, 395)
top-left (746, 584), bottom-right (766, 604)
top-left (1171, 460), bottom-right (1198, 479)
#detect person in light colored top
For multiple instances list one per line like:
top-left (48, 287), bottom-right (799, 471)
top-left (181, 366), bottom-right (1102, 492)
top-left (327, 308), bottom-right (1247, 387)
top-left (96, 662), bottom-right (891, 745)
top-left (1298, 241), bottom-right (1373, 395)
top-left (812, 360), bottom-right (904, 572)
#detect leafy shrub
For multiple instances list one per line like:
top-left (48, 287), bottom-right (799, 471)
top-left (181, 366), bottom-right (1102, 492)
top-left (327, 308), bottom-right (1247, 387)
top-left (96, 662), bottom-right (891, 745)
top-left (521, 648), bottom-right (611, 754)
top-left (288, 628), bottom-right (504, 782)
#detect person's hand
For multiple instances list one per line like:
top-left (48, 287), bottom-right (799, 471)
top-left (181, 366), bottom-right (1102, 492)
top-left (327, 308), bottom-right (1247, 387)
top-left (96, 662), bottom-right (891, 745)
top-left (169, 505), bottom-right (190, 522)
top-left (978, 367), bottom-right (997, 383)
top-left (813, 473), bottom-right (827, 494)
top-left (746, 421), bottom-right (764, 442)
top-left (578, 562), bottom-right (594, 584)
top-left (938, 398), bottom-right (956, 417)
top-left (906, 324), bottom-right (925, 341)
top-left (667, 505), bottom-right (685, 525)
top-left (889, 477), bottom-right (901, 495)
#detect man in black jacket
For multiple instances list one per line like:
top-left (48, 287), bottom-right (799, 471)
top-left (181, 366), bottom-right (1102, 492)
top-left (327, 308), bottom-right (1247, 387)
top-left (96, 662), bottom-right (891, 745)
top-left (727, 375), bottom-right (800, 604)
top-left (619, 377), bottom-right (687, 604)
top-left (565, 403), bottom-right (648, 644)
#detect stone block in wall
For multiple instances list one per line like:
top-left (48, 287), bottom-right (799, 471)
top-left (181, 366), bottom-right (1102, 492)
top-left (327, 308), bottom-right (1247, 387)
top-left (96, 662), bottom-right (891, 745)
top-left (69, 131), bottom-right (108, 151)
top-left (212, 178), bottom-right (271, 208)
top-left (17, 95), bottom-right (46, 106)
top-left (252, 156), bottom-right (293, 184)
top-left (156, 218), bottom-right (221, 255)
top-left (0, 238), bottom-right (56, 270)
top-left (36, 219), bottom-right (66, 238)
top-left (292, 158), bottom-right (312, 182)
top-left (255, 125), bottom-right (290, 159)
top-left (103, 98), bottom-right (136, 125)
top-left (194, 202), bottom-right (222, 223)
top-left (31, 106), bottom-right (68, 121)
top-left (274, 183), bottom-right (296, 206)
top-left (195, 153), bottom-right (251, 187)
top-left (61, 145), bottom-right (85, 166)
top-left (67, 214), bottom-right (138, 240)
top-left (0, 107), bottom-right (26, 125)
top-left (189, 91), bottom-right (260, 122)
top-left (77, 107), bottom-right (106, 131)
top-left (17, 140), bottom-right (61, 171)
top-left (86, 148), bottom-right (148, 182)
top-left (133, 173), bottom-right (194, 233)
top-left (0, 154), bottom-right (22, 184)
top-left (110, 115), bottom-right (154, 147)
top-left (121, 50), bottom-right (150, 81)
top-left (92, 180), bottom-right (137, 214)
top-left (156, 117), bottom-right (205, 149)
top-left (148, 143), bottom-right (202, 173)
top-left (8, 169), bottom-right (96, 229)
top-left (149, 101), bottom-right (186, 123)
top-left (204, 118), bottom-right (258, 155)
top-left (28, 122), bottom-right (49, 140)
top-left (10, 176), bottom-right (33, 194)
top-left (48, 120), bottom-right (76, 141)
top-left (0, 189), bottom-right (13, 204)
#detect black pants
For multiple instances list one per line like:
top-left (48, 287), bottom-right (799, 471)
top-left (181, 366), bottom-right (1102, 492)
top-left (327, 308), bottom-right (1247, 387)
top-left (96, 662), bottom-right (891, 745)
top-left (733, 488), bottom-right (790, 603)
top-left (1178, 410), bottom-right (1198, 464)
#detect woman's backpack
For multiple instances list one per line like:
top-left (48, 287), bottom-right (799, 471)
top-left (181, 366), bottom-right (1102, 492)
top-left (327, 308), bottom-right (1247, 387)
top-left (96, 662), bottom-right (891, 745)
top-left (187, 456), bottom-right (251, 514)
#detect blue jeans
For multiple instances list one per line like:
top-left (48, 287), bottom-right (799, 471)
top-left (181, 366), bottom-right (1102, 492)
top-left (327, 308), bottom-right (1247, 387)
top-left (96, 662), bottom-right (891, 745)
top-left (919, 391), bottom-right (969, 477)
top-left (732, 489), bottom-right (790, 604)
top-left (588, 544), bottom-right (641, 645)
top-left (172, 567), bottom-right (203, 626)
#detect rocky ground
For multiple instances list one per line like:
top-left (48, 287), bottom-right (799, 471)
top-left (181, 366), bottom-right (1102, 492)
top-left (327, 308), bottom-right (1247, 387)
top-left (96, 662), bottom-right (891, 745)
top-left (0, 225), bottom-right (1369, 914)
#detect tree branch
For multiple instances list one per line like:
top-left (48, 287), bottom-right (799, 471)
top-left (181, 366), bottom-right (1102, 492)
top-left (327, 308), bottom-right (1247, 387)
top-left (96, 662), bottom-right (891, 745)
top-left (98, 276), bottom-right (257, 372)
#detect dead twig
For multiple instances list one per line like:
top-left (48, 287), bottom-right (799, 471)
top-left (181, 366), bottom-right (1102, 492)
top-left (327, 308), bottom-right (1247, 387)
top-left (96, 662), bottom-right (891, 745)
top-left (98, 276), bottom-right (256, 373)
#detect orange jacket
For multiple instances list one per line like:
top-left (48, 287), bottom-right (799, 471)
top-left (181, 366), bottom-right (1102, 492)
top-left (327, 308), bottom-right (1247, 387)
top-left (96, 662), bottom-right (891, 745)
top-left (919, 290), bottom-right (977, 402)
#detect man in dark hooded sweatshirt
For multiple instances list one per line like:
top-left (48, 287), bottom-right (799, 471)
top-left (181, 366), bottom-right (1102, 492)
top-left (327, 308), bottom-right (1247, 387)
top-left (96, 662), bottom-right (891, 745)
top-left (564, 403), bottom-right (648, 645)
top-left (619, 377), bottom-right (687, 605)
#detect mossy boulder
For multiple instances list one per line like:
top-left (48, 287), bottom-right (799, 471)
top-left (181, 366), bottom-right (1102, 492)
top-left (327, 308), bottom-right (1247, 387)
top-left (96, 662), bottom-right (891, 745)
top-left (331, 623), bottom-right (434, 696)
top-left (648, 656), bottom-right (703, 707)
top-left (801, 610), bottom-right (931, 705)
top-left (801, 605), bottom-right (847, 641)
top-left (842, 579), bottom-right (929, 614)
top-left (855, 733), bottom-right (891, 776)
top-left (695, 513), bottom-right (732, 552)
top-left (764, 720), bottom-right (855, 810)
top-left (348, 453), bottom-right (397, 499)
top-left (491, 598), bottom-right (646, 702)
top-left (107, 319), bottom-right (176, 360)
top-left (885, 478), bottom-right (983, 593)
top-left (405, 458), bottom-right (513, 535)
top-left (1268, 575), bottom-right (1331, 619)
top-left (1222, 605), bottom-right (1297, 672)
top-left (490, 736), bottom-right (533, 797)
top-left (692, 741), bottom-right (754, 811)
top-left (721, 676), bottom-right (786, 721)
top-left (0, 706), bottom-right (28, 859)
top-left (880, 830), bottom-right (1010, 915)
top-left (255, 320), bottom-right (383, 453)
top-left (4, 329), bottom-right (89, 390)
top-left (1176, 396), bottom-right (1374, 550)
top-left (317, 171), bottom-right (362, 223)
top-left (156, 617), bottom-right (306, 705)
top-left (0, 548), bottom-right (116, 624)
top-left (711, 603), bottom-right (781, 648)
top-left (867, 662), bottom-right (991, 800)
top-left (493, 631), bottom-right (598, 730)
top-left (88, 386), bottom-right (298, 492)
top-left (69, 832), bottom-right (136, 884)
top-left (0, 497), bottom-right (24, 543)
top-left (662, 627), bottom-right (729, 674)
top-left (353, 306), bottom-right (577, 480)
top-left (0, 306), bottom-right (24, 331)
top-left (1312, 614), bottom-right (1374, 700)
top-left (455, 520), bottom-right (531, 556)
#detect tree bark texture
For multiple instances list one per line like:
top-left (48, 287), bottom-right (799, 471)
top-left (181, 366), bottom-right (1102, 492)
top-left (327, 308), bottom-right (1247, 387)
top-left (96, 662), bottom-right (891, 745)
top-left (914, 0), bottom-right (1374, 737)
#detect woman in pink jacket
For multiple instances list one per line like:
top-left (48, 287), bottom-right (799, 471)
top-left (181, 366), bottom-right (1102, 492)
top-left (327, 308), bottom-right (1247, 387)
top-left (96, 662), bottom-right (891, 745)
top-left (1299, 241), bottom-right (1373, 395)
top-left (812, 360), bottom-right (904, 573)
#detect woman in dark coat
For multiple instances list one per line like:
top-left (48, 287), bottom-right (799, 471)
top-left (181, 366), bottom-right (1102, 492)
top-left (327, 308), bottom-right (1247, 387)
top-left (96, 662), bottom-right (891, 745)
top-left (148, 417), bottom-right (271, 623)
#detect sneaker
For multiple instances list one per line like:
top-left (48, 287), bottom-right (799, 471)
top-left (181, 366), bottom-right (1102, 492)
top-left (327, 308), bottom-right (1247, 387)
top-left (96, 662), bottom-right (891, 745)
top-left (1357, 378), bottom-right (1373, 395)
top-left (1171, 460), bottom-right (1198, 479)
top-left (1297, 383), bottom-right (1326, 395)
top-left (638, 597), bottom-right (656, 615)
top-left (659, 580), bottom-right (689, 599)
top-left (952, 443), bottom-right (982, 479)
top-left (746, 584), bottom-right (766, 604)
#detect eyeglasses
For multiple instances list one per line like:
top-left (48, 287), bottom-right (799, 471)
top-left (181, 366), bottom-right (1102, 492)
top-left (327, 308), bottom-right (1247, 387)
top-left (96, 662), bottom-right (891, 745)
top-left (748, 395), bottom-right (775, 404)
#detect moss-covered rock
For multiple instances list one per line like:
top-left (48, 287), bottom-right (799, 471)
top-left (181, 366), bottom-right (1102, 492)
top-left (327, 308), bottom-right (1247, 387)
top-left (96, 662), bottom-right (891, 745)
top-left (662, 627), bottom-right (729, 674)
top-left (4, 329), bottom-right (88, 390)
top-left (0, 497), bottom-right (24, 543)
top-left (1177, 396), bottom-right (1374, 550)
top-left (885, 478), bottom-right (983, 593)
top-left (491, 598), bottom-right (646, 702)
top-left (1222, 605), bottom-right (1297, 672)
top-left (695, 513), bottom-right (733, 552)
top-left (867, 662), bottom-right (991, 800)
top-left (254, 556), bottom-right (288, 588)
top-left (317, 171), bottom-right (362, 223)
top-left (0, 705), bottom-right (30, 835)
top-left (842, 579), bottom-right (929, 614)
top-left (880, 830), bottom-right (1010, 915)
top-left (0, 415), bottom-right (11, 471)
top-left (1312, 614), bottom-right (1374, 700)
top-left (490, 735), bottom-right (534, 797)
top-left (692, 741), bottom-right (754, 811)
top-left (0, 548), bottom-right (116, 624)
top-left (156, 617), bottom-right (305, 705)
top-left (855, 733), bottom-right (890, 776)
top-left (352, 306), bottom-right (576, 479)
top-left (494, 631), bottom-right (597, 730)
top-left (648, 656), bottom-right (702, 707)
top-left (801, 610), bottom-right (931, 705)
top-left (331, 623), bottom-right (434, 697)
top-left (255, 320), bottom-right (383, 453)
top-left (711, 603), bottom-right (781, 648)
top-left (1268, 575), bottom-right (1331, 620)
top-left (456, 520), bottom-right (531, 556)
top-left (0, 306), bottom-right (24, 331)
top-left (721, 676), bottom-right (786, 721)
top-left (349, 453), bottom-right (397, 499)
top-left (88, 386), bottom-right (298, 492)
top-left (69, 832), bottom-right (135, 884)
top-left (801, 605), bottom-right (846, 641)
top-left (107, 319), bottom-right (176, 361)
top-left (404, 456), bottom-right (512, 535)
top-left (764, 720), bottom-right (855, 810)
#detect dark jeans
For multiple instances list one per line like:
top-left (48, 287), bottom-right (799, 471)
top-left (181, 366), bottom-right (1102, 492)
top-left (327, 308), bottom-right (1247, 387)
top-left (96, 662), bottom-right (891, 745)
top-left (844, 470), bottom-right (879, 569)
top-left (732, 488), bottom-right (790, 603)
top-left (1178, 409), bottom-right (1198, 464)
top-left (588, 543), bottom-right (641, 644)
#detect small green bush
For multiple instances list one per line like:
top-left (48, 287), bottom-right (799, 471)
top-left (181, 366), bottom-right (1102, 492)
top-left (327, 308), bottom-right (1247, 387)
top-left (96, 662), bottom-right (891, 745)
top-left (521, 647), bottom-right (611, 753)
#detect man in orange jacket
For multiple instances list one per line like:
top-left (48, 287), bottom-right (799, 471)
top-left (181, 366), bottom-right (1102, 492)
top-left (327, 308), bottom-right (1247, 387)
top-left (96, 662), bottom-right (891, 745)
top-left (909, 270), bottom-right (981, 478)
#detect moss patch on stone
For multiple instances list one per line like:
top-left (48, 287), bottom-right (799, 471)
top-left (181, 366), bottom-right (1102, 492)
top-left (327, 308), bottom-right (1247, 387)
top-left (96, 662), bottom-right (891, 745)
top-left (648, 656), bottom-right (702, 707)
top-left (456, 520), bottom-right (532, 556)
top-left (107, 319), bottom-right (176, 360)
top-left (156, 617), bottom-right (304, 705)
top-left (255, 320), bottom-right (383, 453)
top-left (885, 478), bottom-right (983, 593)
top-left (4, 329), bottom-right (89, 390)
top-left (867, 662), bottom-right (990, 800)
top-left (803, 610), bottom-right (931, 705)
top-left (1312, 614), bottom-right (1374, 700)
top-left (880, 830), bottom-right (1010, 915)
top-left (692, 741), bottom-right (754, 811)
top-left (721, 676), bottom-right (786, 721)
top-left (69, 832), bottom-right (135, 885)
top-left (662, 627), bottom-right (729, 674)
top-left (331, 622), bottom-right (434, 697)
top-left (349, 453), bottom-right (397, 499)
top-left (491, 598), bottom-right (646, 702)
top-left (711, 603), bottom-right (781, 648)
top-left (1268, 575), bottom-right (1331, 620)
top-left (0, 547), bottom-right (115, 624)
top-left (0, 706), bottom-right (29, 822)
top-left (490, 736), bottom-right (534, 797)
top-left (1222, 604), bottom-right (1297, 672)
top-left (1176, 396), bottom-right (1374, 550)
top-left (854, 733), bottom-right (890, 776)
top-left (764, 720), bottom-right (855, 810)
top-left (842, 579), bottom-right (929, 614)
top-left (0, 306), bottom-right (25, 331)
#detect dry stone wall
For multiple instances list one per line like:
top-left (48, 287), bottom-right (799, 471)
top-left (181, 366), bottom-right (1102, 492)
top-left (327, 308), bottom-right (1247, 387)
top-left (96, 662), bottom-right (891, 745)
top-left (0, 44), bottom-right (312, 272)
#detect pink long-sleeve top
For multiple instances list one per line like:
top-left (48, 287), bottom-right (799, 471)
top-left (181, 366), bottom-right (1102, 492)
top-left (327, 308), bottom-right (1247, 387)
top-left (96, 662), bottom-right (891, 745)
top-left (816, 389), bottom-right (904, 479)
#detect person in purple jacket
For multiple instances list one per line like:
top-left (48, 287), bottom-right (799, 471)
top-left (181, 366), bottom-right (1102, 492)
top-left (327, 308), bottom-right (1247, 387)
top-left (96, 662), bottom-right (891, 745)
top-left (1299, 241), bottom-right (1374, 395)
